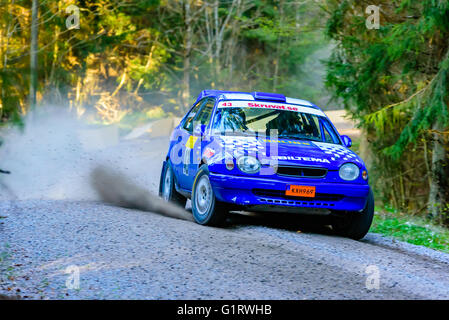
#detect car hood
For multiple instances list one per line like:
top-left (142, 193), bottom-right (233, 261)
top-left (210, 135), bottom-right (364, 170)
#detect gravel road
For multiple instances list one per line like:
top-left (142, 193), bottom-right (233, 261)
top-left (1, 133), bottom-right (448, 300)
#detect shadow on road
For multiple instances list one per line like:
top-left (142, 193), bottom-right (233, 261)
top-left (225, 210), bottom-right (336, 236)
top-left (184, 200), bottom-right (337, 236)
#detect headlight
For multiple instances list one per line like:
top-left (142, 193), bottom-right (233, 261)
top-left (237, 156), bottom-right (261, 174)
top-left (339, 163), bottom-right (360, 181)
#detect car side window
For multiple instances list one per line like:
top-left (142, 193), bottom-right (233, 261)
top-left (195, 98), bottom-right (215, 126)
top-left (321, 120), bottom-right (339, 144)
top-left (183, 99), bottom-right (205, 132)
top-left (323, 126), bottom-right (333, 143)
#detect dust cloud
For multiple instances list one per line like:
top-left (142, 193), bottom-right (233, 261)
top-left (0, 106), bottom-right (192, 221)
top-left (0, 106), bottom-right (111, 200)
top-left (90, 165), bottom-right (193, 221)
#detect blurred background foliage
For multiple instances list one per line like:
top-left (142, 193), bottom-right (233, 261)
top-left (0, 0), bottom-right (330, 126)
top-left (324, 0), bottom-right (449, 224)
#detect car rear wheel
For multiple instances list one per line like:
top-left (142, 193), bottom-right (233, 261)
top-left (331, 189), bottom-right (374, 240)
top-left (192, 165), bottom-right (228, 226)
top-left (159, 161), bottom-right (187, 208)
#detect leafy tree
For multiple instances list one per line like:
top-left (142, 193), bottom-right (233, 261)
top-left (325, 0), bottom-right (449, 223)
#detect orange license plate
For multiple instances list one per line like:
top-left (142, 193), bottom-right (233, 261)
top-left (285, 185), bottom-right (316, 197)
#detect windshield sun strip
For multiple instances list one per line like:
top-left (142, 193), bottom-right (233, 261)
top-left (210, 99), bottom-right (342, 145)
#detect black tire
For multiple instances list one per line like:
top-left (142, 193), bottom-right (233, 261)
top-left (191, 164), bottom-right (228, 226)
top-left (332, 189), bottom-right (374, 240)
top-left (159, 161), bottom-right (187, 208)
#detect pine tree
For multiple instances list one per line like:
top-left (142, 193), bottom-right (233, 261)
top-left (325, 0), bottom-right (449, 223)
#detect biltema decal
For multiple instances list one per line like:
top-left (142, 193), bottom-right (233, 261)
top-left (273, 155), bottom-right (331, 163)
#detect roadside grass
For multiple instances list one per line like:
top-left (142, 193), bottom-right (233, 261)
top-left (85, 106), bottom-right (171, 136)
top-left (371, 207), bottom-right (449, 254)
top-left (349, 136), bottom-right (360, 154)
top-left (117, 107), bottom-right (168, 132)
top-left (89, 107), bottom-right (172, 133)
top-left (0, 243), bottom-right (14, 289)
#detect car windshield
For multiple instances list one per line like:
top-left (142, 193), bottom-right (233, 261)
top-left (211, 100), bottom-right (341, 144)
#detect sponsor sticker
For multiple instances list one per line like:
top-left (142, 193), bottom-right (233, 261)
top-left (186, 135), bottom-right (198, 149)
top-left (273, 155), bottom-right (330, 164)
top-left (217, 100), bottom-right (326, 117)
top-left (263, 139), bottom-right (310, 146)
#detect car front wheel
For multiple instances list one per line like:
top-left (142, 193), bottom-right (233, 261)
top-left (192, 165), bottom-right (228, 226)
top-left (331, 189), bottom-right (374, 240)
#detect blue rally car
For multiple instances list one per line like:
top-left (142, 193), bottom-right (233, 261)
top-left (159, 90), bottom-right (374, 240)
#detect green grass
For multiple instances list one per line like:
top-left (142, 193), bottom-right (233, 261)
top-left (349, 135), bottom-right (361, 154)
top-left (117, 107), bottom-right (167, 131)
top-left (85, 106), bottom-right (171, 136)
top-left (371, 209), bottom-right (449, 253)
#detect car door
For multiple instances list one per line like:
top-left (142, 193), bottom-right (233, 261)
top-left (172, 99), bottom-right (205, 188)
top-left (184, 97), bottom-right (216, 190)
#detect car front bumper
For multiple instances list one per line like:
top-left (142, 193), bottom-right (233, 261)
top-left (209, 173), bottom-right (370, 212)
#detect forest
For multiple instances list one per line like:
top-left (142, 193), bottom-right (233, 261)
top-left (0, 0), bottom-right (448, 227)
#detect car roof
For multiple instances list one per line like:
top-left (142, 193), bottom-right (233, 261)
top-left (195, 90), bottom-right (321, 111)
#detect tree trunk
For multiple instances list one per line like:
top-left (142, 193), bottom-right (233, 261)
top-left (182, 0), bottom-right (192, 111)
top-left (213, 0), bottom-right (220, 83)
top-left (428, 121), bottom-right (448, 223)
top-left (273, 0), bottom-right (284, 91)
top-left (29, 0), bottom-right (39, 110)
top-left (49, 25), bottom-right (60, 87)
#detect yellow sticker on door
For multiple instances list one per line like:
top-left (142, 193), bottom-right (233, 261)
top-left (186, 135), bottom-right (198, 149)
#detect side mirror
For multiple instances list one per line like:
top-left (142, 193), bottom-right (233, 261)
top-left (341, 135), bottom-right (352, 148)
top-left (193, 124), bottom-right (207, 137)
